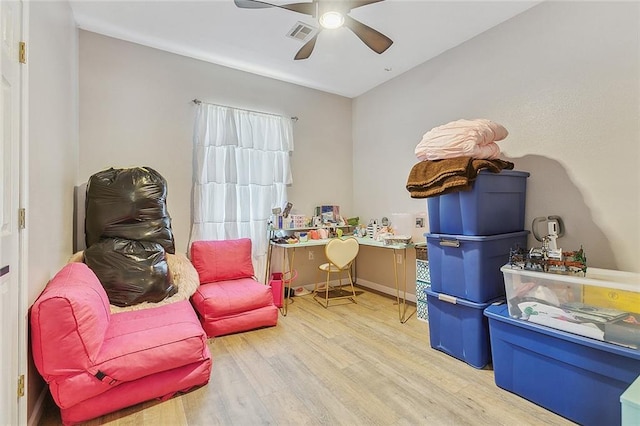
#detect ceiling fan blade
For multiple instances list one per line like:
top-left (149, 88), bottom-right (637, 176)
top-left (233, 0), bottom-right (275, 9)
top-left (279, 2), bottom-right (316, 15)
top-left (234, 0), bottom-right (315, 15)
top-left (346, 0), bottom-right (385, 10)
top-left (343, 15), bottom-right (392, 54)
top-left (294, 32), bottom-right (320, 60)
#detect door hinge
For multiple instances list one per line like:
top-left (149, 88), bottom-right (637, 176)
top-left (19, 42), bottom-right (26, 64)
top-left (18, 208), bottom-right (25, 229)
top-left (17, 375), bottom-right (24, 398)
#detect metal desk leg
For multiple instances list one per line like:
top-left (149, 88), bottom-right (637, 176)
top-left (393, 248), bottom-right (415, 324)
top-left (264, 241), bottom-right (273, 285)
top-left (280, 246), bottom-right (296, 316)
top-left (281, 246), bottom-right (287, 316)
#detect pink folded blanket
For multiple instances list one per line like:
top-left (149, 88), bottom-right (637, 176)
top-left (415, 119), bottom-right (508, 161)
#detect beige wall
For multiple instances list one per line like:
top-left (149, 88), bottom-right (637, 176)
top-left (353, 0), bottom-right (640, 294)
top-left (27, 0), bottom-right (78, 421)
top-left (78, 31), bottom-right (353, 256)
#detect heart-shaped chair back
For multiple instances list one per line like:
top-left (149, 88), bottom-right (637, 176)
top-left (325, 237), bottom-right (360, 270)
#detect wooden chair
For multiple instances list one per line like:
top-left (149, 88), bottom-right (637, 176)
top-left (313, 237), bottom-right (360, 308)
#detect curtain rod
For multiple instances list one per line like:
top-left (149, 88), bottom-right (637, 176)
top-left (192, 99), bottom-right (298, 122)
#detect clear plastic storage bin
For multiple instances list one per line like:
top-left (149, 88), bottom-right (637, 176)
top-left (501, 265), bottom-right (640, 347)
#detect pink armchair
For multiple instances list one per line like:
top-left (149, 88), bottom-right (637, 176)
top-left (30, 262), bottom-right (212, 425)
top-left (190, 238), bottom-right (278, 337)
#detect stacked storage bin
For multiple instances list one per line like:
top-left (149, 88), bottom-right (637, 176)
top-left (425, 170), bottom-right (530, 368)
top-left (415, 244), bottom-right (430, 322)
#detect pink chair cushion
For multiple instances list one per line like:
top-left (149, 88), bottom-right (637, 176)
top-left (31, 263), bottom-right (212, 412)
top-left (60, 360), bottom-right (211, 425)
top-left (190, 239), bottom-right (255, 284)
top-left (43, 301), bottom-right (211, 411)
top-left (31, 263), bottom-right (111, 377)
top-left (201, 305), bottom-right (278, 338)
top-left (191, 277), bottom-right (274, 319)
top-left (96, 301), bottom-right (209, 383)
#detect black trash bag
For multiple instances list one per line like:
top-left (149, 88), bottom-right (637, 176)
top-left (90, 218), bottom-right (175, 254)
top-left (85, 167), bottom-right (175, 253)
top-left (84, 238), bottom-right (177, 307)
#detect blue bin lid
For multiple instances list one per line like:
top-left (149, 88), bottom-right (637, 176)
top-left (426, 230), bottom-right (529, 242)
top-left (425, 287), bottom-right (503, 309)
top-left (477, 169), bottom-right (530, 178)
top-left (484, 304), bottom-right (640, 359)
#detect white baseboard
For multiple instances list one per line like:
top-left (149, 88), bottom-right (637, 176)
top-left (292, 280), bottom-right (416, 303)
top-left (355, 278), bottom-right (417, 303)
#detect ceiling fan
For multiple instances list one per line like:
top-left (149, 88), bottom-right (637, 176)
top-left (234, 0), bottom-right (393, 60)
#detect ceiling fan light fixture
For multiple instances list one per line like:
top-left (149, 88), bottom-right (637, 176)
top-left (319, 11), bottom-right (344, 29)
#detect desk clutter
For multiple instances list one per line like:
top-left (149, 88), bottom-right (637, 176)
top-left (266, 204), bottom-right (415, 320)
top-left (270, 204), bottom-right (345, 230)
top-left (268, 203), bottom-right (414, 245)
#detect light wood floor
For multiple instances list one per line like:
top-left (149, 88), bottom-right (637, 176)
top-left (39, 288), bottom-right (575, 425)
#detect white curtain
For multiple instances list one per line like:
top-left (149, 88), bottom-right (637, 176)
top-left (190, 103), bottom-right (294, 282)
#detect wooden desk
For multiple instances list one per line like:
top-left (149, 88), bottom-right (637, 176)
top-left (267, 236), bottom-right (414, 323)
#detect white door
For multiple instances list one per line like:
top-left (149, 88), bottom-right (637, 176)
top-left (0, 1), bottom-right (23, 425)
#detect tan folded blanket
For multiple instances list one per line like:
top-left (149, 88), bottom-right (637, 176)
top-left (406, 157), bottom-right (514, 198)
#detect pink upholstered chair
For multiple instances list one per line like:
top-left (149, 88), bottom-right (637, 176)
top-left (190, 238), bottom-right (278, 337)
top-left (30, 262), bottom-right (212, 425)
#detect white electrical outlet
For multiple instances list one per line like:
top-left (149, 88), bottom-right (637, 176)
top-left (308, 251), bottom-right (314, 261)
top-left (396, 254), bottom-right (402, 264)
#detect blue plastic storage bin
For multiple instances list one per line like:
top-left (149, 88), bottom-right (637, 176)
top-left (427, 170), bottom-right (529, 236)
top-left (426, 288), bottom-right (500, 369)
top-left (426, 231), bottom-right (529, 303)
top-left (485, 304), bottom-right (640, 426)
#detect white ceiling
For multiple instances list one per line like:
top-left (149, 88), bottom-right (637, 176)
top-left (69, 0), bottom-right (541, 98)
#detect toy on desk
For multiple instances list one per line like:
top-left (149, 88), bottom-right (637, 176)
top-left (282, 202), bottom-right (293, 218)
top-left (374, 225), bottom-right (393, 241)
top-left (383, 235), bottom-right (413, 245)
top-left (367, 220), bottom-right (379, 238)
top-left (353, 225), bottom-right (367, 237)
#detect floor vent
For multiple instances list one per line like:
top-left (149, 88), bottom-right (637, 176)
top-left (286, 21), bottom-right (317, 42)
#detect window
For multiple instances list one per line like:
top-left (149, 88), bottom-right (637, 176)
top-left (190, 103), bottom-right (294, 281)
